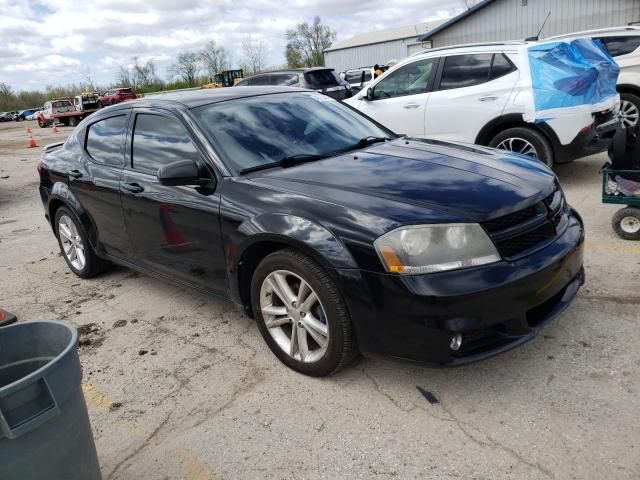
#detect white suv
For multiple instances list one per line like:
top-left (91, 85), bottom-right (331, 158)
top-left (546, 27), bottom-right (640, 129)
top-left (345, 41), bottom-right (620, 167)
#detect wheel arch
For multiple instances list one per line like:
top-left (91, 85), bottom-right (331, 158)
top-left (617, 84), bottom-right (640, 96)
top-left (229, 214), bottom-right (359, 317)
top-left (48, 182), bottom-right (99, 248)
top-left (475, 114), bottom-right (559, 148)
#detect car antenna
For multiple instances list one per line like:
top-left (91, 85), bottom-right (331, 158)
top-left (525, 11), bottom-right (551, 41)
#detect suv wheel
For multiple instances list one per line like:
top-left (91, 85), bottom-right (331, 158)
top-left (489, 127), bottom-right (554, 168)
top-left (55, 207), bottom-right (110, 278)
top-left (620, 93), bottom-right (640, 129)
top-left (251, 248), bottom-right (356, 376)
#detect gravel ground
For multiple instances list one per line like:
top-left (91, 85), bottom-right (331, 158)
top-left (1, 120), bottom-right (638, 480)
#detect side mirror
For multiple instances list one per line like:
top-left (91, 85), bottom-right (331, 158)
top-left (365, 87), bottom-right (374, 101)
top-left (157, 159), bottom-right (210, 187)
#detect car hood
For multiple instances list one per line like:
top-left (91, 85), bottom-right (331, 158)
top-left (249, 138), bottom-right (557, 223)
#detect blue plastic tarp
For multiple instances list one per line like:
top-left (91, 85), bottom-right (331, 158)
top-left (528, 38), bottom-right (619, 113)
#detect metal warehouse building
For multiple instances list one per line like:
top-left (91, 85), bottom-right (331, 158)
top-left (323, 21), bottom-right (444, 74)
top-left (419, 0), bottom-right (640, 47)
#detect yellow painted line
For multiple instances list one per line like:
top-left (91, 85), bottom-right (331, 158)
top-left (82, 381), bottom-right (117, 412)
top-left (179, 450), bottom-right (216, 480)
top-left (585, 240), bottom-right (640, 254)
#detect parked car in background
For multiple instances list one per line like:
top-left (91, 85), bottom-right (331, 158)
top-left (38, 87), bottom-right (584, 376)
top-left (235, 68), bottom-right (351, 100)
top-left (98, 87), bottom-right (136, 107)
top-left (14, 108), bottom-right (40, 121)
top-left (25, 109), bottom-right (42, 121)
top-left (345, 40), bottom-right (620, 167)
top-left (546, 26), bottom-right (640, 129)
top-left (0, 112), bottom-right (12, 122)
top-left (342, 65), bottom-right (389, 94)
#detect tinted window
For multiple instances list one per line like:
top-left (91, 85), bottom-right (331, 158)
top-left (373, 58), bottom-right (436, 99)
top-left (270, 74), bottom-right (298, 86)
top-left (86, 115), bottom-right (127, 167)
top-left (132, 114), bottom-right (199, 173)
top-left (602, 36), bottom-right (640, 57)
top-left (304, 70), bottom-right (341, 88)
top-left (118, 88), bottom-right (133, 93)
top-left (490, 53), bottom-right (516, 80)
top-left (439, 53), bottom-right (493, 90)
top-left (249, 75), bottom-right (271, 86)
top-left (193, 92), bottom-right (391, 172)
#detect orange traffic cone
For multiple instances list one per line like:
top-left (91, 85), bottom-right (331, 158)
top-left (25, 127), bottom-right (32, 134)
top-left (52, 125), bottom-right (59, 133)
top-left (28, 136), bottom-right (37, 148)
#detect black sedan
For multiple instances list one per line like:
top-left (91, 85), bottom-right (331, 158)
top-left (38, 87), bottom-right (585, 376)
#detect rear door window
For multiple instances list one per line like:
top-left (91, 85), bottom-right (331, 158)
top-left (131, 114), bottom-right (200, 174)
top-left (345, 70), bottom-right (372, 84)
top-left (439, 53), bottom-right (493, 90)
top-left (490, 53), bottom-right (517, 80)
top-left (304, 70), bottom-right (341, 88)
top-left (600, 36), bottom-right (640, 57)
top-left (86, 115), bottom-right (127, 167)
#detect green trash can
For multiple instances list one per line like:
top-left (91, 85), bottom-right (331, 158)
top-left (0, 320), bottom-right (101, 480)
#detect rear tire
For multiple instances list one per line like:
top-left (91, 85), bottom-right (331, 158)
top-left (612, 207), bottom-right (640, 241)
top-left (55, 207), bottom-right (110, 278)
top-left (620, 92), bottom-right (640, 130)
top-left (489, 127), bottom-right (554, 168)
top-left (251, 248), bottom-right (356, 376)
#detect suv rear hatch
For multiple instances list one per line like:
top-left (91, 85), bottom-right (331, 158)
top-left (304, 70), bottom-right (350, 100)
top-left (117, 88), bottom-right (135, 99)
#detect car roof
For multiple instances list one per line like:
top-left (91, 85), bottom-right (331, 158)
top-left (546, 26), bottom-right (640, 40)
top-left (102, 86), bottom-right (306, 109)
top-left (410, 41), bottom-right (526, 57)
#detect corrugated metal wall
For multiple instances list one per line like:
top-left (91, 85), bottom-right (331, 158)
top-left (323, 37), bottom-right (427, 73)
top-left (431, 0), bottom-right (640, 47)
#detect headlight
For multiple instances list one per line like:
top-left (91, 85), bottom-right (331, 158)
top-left (374, 224), bottom-right (501, 274)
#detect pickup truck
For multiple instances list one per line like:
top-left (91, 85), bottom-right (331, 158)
top-left (36, 97), bottom-right (99, 128)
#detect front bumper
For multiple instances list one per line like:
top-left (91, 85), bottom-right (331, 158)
top-left (338, 209), bottom-right (585, 366)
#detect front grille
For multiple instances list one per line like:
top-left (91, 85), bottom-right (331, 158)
top-left (483, 187), bottom-right (567, 259)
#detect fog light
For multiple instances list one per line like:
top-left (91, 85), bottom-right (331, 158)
top-left (450, 333), bottom-right (462, 351)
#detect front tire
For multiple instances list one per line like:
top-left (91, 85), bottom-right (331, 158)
top-left (489, 127), bottom-right (554, 168)
top-left (55, 207), bottom-right (110, 278)
top-left (251, 248), bottom-right (356, 376)
top-left (612, 207), bottom-right (640, 241)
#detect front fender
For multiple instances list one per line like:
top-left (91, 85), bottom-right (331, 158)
top-left (234, 213), bottom-right (359, 270)
top-left (48, 182), bottom-right (98, 247)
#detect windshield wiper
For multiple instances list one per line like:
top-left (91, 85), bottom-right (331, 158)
top-left (239, 153), bottom-right (329, 174)
top-left (238, 137), bottom-right (390, 175)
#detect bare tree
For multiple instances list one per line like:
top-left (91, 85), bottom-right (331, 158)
top-left (170, 52), bottom-right (201, 86)
top-left (241, 35), bottom-right (267, 74)
top-left (285, 16), bottom-right (336, 68)
top-left (132, 57), bottom-right (158, 88)
top-left (116, 66), bottom-right (135, 88)
top-left (200, 41), bottom-right (229, 81)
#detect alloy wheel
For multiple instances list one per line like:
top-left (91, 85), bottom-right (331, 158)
top-left (260, 270), bottom-right (329, 363)
top-left (58, 215), bottom-right (86, 270)
top-left (495, 137), bottom-right (538, 158)
top-left (620, 216), bottom-right (640, 234)
top-left (620, 99), bottom-right (639, 128)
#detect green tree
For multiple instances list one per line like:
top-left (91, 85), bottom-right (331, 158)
top-left (285, 16), bottom-right (336, 68)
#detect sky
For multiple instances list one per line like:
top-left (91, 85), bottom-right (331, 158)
top-left (0, 0), bottom-right (466, 92)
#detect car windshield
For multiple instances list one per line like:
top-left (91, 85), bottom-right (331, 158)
top-left (193, 92), bottom-right (392, 173)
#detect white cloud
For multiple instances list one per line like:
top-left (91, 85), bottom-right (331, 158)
top-left (0, 0), bottom-right (465, 91)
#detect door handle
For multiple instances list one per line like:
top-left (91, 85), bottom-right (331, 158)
top-left (479, 96), bottom-right (498, 102)
top-left (67, 169), bottom-right (83, 179)
top-left (403, 103), bottom-right (420, 109)
top-left (122, 182), bottom-right (144, 194)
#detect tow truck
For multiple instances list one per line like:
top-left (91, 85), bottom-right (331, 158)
top-left (36, 94), bottom-right (100, 128)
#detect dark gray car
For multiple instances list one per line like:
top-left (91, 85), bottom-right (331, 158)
top-left (235, 67), bottom-right (351, 100)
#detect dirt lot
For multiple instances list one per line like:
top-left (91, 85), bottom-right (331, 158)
top-left (1, 120), bottom-right (639, 479)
